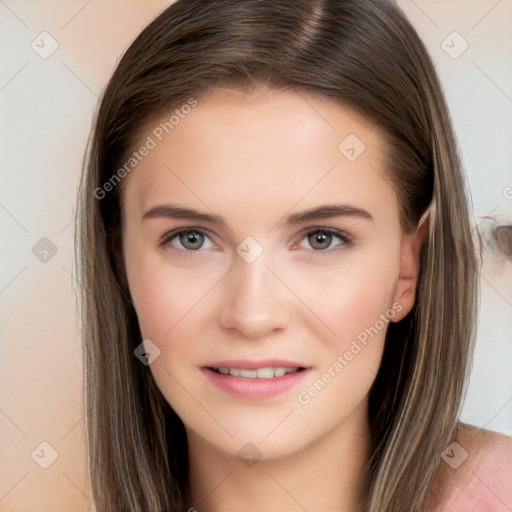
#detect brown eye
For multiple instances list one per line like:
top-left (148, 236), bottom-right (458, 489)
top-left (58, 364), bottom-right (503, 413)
top-left (180, 231), bottom-right (204, 251)
top-left (163, 230), bottom-right (213, 251)
top-left (178, 231), bottom-right (205, 250)
top-left (297, 229), bottom-right (353, 252)
top-left (308, 231), bottom-right (333, 250)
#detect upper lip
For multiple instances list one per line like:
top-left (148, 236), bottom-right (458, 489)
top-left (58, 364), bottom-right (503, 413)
top-left (205, 359), bottom-right (309, 369)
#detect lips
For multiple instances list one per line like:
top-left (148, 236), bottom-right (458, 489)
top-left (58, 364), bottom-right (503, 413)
top-left (201, 359), bottom-right (311, 399)
top-left (211, 366), bottom-right (302, 378)
top-left (205, 359), bottom-right (307, 370)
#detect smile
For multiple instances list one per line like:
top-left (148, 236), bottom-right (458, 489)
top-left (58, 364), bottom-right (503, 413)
top-left (202, 363), bottom-right (311, 400)
top-left (210, 367), bottom-right (303, 378)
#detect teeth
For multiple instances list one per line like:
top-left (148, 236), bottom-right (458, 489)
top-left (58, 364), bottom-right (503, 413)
top-left (213, 367), bottom-right (300, 379)
top-left (256, 367), bottom-right (274, 378)
top-left (240, 369), bottom-right (257, 378)
top-left (273, 367), bottom-right (286, 377)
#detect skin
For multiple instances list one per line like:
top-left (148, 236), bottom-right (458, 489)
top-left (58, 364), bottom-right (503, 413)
top-left (120, 87), bottom-right (429, 511)
top-left (427, 423), bottom-right (512, 511)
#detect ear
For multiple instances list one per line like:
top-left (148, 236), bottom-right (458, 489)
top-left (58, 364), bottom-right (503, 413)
top-left (391, 212), bottom-right (430, 322)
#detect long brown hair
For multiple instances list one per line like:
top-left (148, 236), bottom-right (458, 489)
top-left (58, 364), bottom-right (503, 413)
top-left (75, 0), bottom-right (478, 510)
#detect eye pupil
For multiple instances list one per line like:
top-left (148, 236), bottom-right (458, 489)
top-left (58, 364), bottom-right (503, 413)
top-left (180, 231), bottom-right (204, 250)
top-left (308, 231), bottom-right (332, 250)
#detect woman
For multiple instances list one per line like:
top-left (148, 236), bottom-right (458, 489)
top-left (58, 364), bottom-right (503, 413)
top-left (75, 0), bottom-right (511, 510)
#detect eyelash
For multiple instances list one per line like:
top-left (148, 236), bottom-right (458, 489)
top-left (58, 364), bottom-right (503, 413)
top-left (159, 227), bottom-right (354, 255)
top-left (159, 228), bottom-right (215, 256)
top-left (298, 228), bottom-right (354, 252)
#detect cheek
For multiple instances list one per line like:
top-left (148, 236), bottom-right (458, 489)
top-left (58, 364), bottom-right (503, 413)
top-left (283, 248), bottom-right (399, 354)
top-left (126, 259), bottom-right (216, 416)
top-left (126, 252), bottom-right (221, 340)
top-left (129, 272), bottom-right (179, 339)
top-left (291, 270), bottom-right (396, 435)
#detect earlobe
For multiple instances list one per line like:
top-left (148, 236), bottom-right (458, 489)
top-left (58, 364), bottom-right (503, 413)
top-left (391, 213), bottom-right (430, 322)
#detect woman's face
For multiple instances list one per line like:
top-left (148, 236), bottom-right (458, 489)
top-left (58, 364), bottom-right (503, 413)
top-left (121, 88), bottom-right (422, 461)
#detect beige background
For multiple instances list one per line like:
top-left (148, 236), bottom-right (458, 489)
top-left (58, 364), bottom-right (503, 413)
top-left (1, 1), bottom-right (511, 510)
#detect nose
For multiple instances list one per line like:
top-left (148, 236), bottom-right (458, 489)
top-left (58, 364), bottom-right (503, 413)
top-left (218, 256), bottom-right (292, 338)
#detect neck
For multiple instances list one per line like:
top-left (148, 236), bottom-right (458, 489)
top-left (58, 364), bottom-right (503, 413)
top-left (185, 402), bottom-right (371, 512)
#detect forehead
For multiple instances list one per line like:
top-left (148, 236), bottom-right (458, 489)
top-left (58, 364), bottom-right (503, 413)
top-left (120, 87), bottom-right (398, 228)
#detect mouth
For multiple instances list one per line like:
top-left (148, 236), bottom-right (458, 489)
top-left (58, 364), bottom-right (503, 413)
top-left (209, 366), bottom-right (306, 378)
top-left (201, 361), bottom-right (311, 399)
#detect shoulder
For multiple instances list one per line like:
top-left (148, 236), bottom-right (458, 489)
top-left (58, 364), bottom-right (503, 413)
top-left (431, 422), bottom-right (512, 511)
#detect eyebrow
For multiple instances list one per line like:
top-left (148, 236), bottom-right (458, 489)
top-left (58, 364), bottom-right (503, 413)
top-left (285, 204), bottom-right (373, 224)
top-left (142, 205), bottom-right (226, 225)
top-left (141, 203), bottom-right (373, 226)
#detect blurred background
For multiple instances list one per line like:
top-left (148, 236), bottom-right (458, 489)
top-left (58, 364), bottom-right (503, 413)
top-left (1, 1), bottom-right (511, 510)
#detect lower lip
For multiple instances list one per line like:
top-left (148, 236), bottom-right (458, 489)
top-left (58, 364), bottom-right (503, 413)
top-left (201, 367), bottom-right (311, 400)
